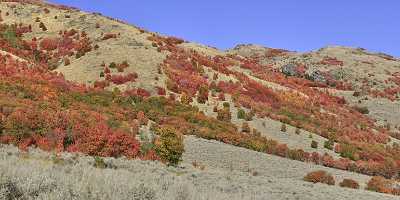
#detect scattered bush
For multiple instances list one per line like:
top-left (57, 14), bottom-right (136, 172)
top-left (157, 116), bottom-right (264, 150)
top-left (339, 179), bottom-right (359, 189)
top-left (107, 73), bottom-right (138, 85)
top-left (102, 33), bottom-right (117, 40)
top-left (303, 170), bottom-right (335, 185)
top-left (241, 122), bottom-right (250, 133)
top-left (237, 109), bottom-right (246, 119)
top-left (63, 57), bottom-right (70, 66)
top-left (222, 102), bottom-right (230, 108)
top-left (43, 8), bottom-right (50, 14)
top-left (366, 176), bottom-right (393, 194)
top-left (197, 85), bottom-right (209, 104)
top-left (212, 106), bottom-right (218, 112)
top-left (109, 62), bottom-right (117, 69)
top-left (237, 108), bottom-right (254, 121)
top-left (324, 140), bottom-right (334, 150)
top-left (281, 123), bottom-right (287, 132)
top-left (311, 140), bottom-right (318, 149)
top-left (180, 92), bottom-right (192, 105)
top-left (353, 105), bottom-right (369, 114)
top-left (39, 22), bottom-right (47, 31)
top-left (93, 156), bottom-right (106, 169)
top-left (337, 143), bottom-right (358, 161)
top-left (217, 107), bottom-right (231, 122)
top-left (156, 87), bottom-right (166, 96)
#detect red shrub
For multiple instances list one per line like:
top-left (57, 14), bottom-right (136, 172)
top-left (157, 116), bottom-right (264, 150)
top-left (137, 88), bottom-right (150, 98)
top-left (104, 67), bottom-right (111, 74)
top-left (65, 29), bottom-right (77, 37)
top-left (43, 8), bottom-right (50, 14)
top-left (93, 80), bottom-right (109, 89)
top-left (40, 38), bottom-right (59, 51)
top-left (156, 87), bottom-right (166, 96)
top-left (107, 73), bottom-right (138, 85)
top-left (319, 56), bottom-right (344, 66)
top-left (137, 111), bottom-right (148, 125)
top-left (165, 36), bottom-right (184, 45)
top-left (116, 61), bottom-right (129, 72)
top-left (218, 92), bottom-right (225, 101)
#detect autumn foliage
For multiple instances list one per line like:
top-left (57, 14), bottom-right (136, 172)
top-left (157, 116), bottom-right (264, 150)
top-left (148, 32), bottom-right (400, 180)
top-left (1, 5), bottom-right (400, 196)
top-left (0, 55), bottom-right (143, 158)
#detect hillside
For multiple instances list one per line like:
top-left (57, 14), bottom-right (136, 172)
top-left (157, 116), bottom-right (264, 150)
top-left (0, 1), bottom-right (400, 199)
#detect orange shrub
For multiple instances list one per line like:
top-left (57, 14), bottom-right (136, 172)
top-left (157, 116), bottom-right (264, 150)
top-left (366, 176), bottom-right (393, 194)
top-left (304, 170), bottom-right (335, 185)
top-left (102, 33), bottom-right (117, 40)
top-left (339, 179), bottom-right (359, 189)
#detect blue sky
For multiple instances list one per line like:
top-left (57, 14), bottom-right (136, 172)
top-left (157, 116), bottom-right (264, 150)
top-left (49, 0), bottom-right (400, 57)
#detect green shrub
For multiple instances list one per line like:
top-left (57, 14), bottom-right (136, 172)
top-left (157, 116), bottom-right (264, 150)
top-left (222, 102), bottom-right (230, 108)
top-left (93, 156), bottom-right (106, 169)
top-left (1, 25), bottom-right (21, 48)
top-left (237, 109), bottom-right (246, 119)
top-left (352, 105), bottom-right (369, 114)
top-left (155, 126), bottom-right (184, 166)
top-left (109, 62), bottom-right (117, 69)
top-left (339, 143), bottom-right (358, 161)
top-left (324, 140), bottom-right (334, 150)
top-left (311, 140), bottom-right (318, 149)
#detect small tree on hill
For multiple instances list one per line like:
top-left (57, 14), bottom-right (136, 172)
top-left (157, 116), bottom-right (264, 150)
top-left (154, 126), bottom-right (184, 166)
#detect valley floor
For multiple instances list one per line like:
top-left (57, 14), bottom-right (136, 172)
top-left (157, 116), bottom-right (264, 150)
top-left (0, 136), bottom-right (397, 200)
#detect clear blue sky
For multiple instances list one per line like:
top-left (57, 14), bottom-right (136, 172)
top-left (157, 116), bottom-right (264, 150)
top-left (49, 0), bottom-right (400, 57)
